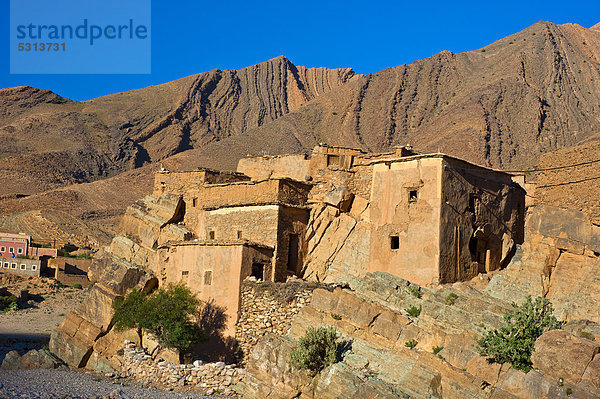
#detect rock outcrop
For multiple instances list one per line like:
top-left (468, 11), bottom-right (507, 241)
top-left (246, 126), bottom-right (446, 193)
top-left (486, 205), bottom-right (600, 322)
top-left (243, 272), bottom-right (600, 398)
top-left (49, 252), bottom-right (156, 372)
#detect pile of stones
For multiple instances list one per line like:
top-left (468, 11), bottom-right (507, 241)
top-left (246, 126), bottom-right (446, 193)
top-left (235, 280), bottom-right (317, 361)
top-left (122, 342), bottom-right (244, 396)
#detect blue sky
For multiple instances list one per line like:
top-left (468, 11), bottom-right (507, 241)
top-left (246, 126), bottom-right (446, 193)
top-left (1, 0), bottom-right (598, 101)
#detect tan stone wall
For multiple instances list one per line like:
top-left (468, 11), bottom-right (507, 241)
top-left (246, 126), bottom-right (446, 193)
top-left (157, 244), bottom-right (273, 336)
top-left (535, 141), bottom-right (600, 225)
top-left (368, 157), bottom-right (443, 285)
top-left (182, 179), bottom-right (310, 212)
top-left (153, 170), bottom-right (249, 198)
top-left (199, 205), bottom-right (280, 245)
top-left (439, 158), bottom-right (525, 283)
top-left (237, 154), bottom-right (310, 181)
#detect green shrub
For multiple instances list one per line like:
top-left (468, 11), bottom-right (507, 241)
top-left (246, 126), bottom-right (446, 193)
top-left (405, 305), bottom-right (422, 317)
top-left (289, 326), bottom-right (340, 375)
top-left (445, 292), bottom-right (459, 305)
top-left (405, 339), bottom-right (418, 349)
top-left (566, 387), bottom-right (573, 395)
top-left (432, 345), bottom-right (444, 355)
top-left (408, 285), bottom-right (422, 298)
top-left (578, 331), bottom-right (595, 341)
top-left (477, 296), bottom-right (563, 372)
top-left (113, 284), bottom-right (204, 352)
top-left (72, 283), bottom-right (83, 290)
top-left (0, 295), bottom-right (18, 312)
top-left (330, 313), bottom-right (342, 321)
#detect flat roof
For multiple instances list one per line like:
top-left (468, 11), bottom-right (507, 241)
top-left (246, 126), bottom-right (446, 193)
top-left (159, 239), bottom-right (274, 251)
top-left (364, 153), bottom-right (518, 176)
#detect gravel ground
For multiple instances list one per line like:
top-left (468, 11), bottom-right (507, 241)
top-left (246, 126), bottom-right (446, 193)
top-left (0, 369), bottom-right (220, 399)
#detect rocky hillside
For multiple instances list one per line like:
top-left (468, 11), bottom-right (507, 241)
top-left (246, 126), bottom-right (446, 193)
top-left (2, 20), bottom-right (600, 244)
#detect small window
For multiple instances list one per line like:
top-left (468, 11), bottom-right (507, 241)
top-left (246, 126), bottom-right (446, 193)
top-left (237, 231), bottom-right (243, 239)
top-left (20, 264), bottom-right (26, 270)
top-left (209, 231), bottom-right (215, 240)
top-left (327, 155), bottom-right (341, 168)
top-left (9, 247), bottom-right (14, 253)
top-left (468, 193), bottom-right (477, 213)
top-left (204, 270), bottom-right (213, 285)
top-left (11, 263), bottom-right (17, 269)
top-left (192, 198), bottom-right (197, 207)
top-left (409, 190), bottom-right (418, 203)
top-left (17, 248), bottom-right (23, 254)
top-left (3, 262), bottom-right (8, 268)
top-left (181, 271), bottom-right (189, 276)
top-left (0, 246), bottom-right (5, 252)
top-left (32, 265), bottom-right (37, 271)
top-left (390, 236), bottom-right (400, 250)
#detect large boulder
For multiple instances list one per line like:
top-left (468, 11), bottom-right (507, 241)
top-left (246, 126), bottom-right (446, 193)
top-left (531, 330), bottom-right (600, 385)
top-left (49, 252), bottom-right (155, 371)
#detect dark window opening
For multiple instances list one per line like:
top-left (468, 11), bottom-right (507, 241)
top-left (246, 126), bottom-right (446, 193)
top-left (468, 194), bottom-right (477, 213)
top-left (409, 190), bottom-right (418, 203)
top-left (204, 270), bottom-right (213, 285)
top-left (237, 231), bottom-right (243, 239)
top-left (192, 198), bottom-right (197, 207)
top-left (327, 155), bottom-right (341, 168)
top-left (390, 235), bottom-right (400, 250)
top-left (181, 271), bottom-right (189, 276)
top-left (251, 262), bottom-right (264, 281)
top-left (287, 233), bottom-right (300, 271)
top-left (209, 231), bottom-right (215, 240)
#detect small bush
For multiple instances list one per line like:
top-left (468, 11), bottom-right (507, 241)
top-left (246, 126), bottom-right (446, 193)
top-left (330, 313), bottom-right (342, 321)
top-left (477, 296), bottom-right (563, 372)
top-left (432, 345), bottom-right (444, 355)
top-left (566, 387), bottom-right (573, 395)
top-left (578, 331), bottom-right (595, 341)
top-left (405, 305), bottom-right (421, 317)
top-left (445, 292), bottom-right (459, 305)
top-left (290, 326), bottom-right (340, 375)
top-left (0, 295), bottom-right (18, 312)
top-left (72, 283), bottom-right (83, 290)
top-left (408, 285), bottom-right (422, 298)
top-left (405, 339), bottom-right (418, 349)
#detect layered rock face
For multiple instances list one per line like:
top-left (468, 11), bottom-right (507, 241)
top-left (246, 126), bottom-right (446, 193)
top-left (486, 205), bottom-right (600, 322)
top-left (49, 252), bottom-right (156, 372)
top-left (243, 272), bottom-right (600, 398)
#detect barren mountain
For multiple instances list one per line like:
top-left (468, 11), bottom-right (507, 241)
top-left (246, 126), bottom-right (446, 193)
top-left (1, 20), bottom-right (600, 244)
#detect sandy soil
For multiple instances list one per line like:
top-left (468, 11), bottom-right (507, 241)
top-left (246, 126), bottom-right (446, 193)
top-left (0, 272), bottom-right (87, 357)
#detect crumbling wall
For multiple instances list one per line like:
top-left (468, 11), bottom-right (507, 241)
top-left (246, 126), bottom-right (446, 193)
top-left (153, 169), bottom-right (249, 198)
top-left (237, 154), bottom-right (310, 181)
top-left (439, 158), bottom-right (525, 283)
top-left (235, 280), bottom-right (325, 362)
top-left (534, 141), bottom-right (600, 225)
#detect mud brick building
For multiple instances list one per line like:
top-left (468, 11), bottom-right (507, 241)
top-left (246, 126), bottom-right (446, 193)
top-left (111, 144), bottom-right (525, 334)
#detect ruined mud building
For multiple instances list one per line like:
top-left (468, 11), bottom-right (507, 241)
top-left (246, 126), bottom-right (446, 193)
top-left (111, 145), bottom-right (525, 334)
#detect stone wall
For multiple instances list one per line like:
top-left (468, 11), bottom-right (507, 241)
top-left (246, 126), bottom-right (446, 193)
top-left (235, 280), bottom-right (327, 362)
top-left (237, 154), bottom-right (310, 181)
top-left (535, 140), bottom-right (600, 225)
top-left (122, 342), bottom-right (243, 396)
